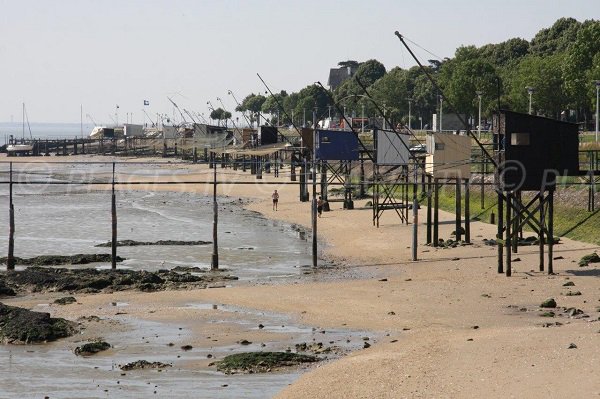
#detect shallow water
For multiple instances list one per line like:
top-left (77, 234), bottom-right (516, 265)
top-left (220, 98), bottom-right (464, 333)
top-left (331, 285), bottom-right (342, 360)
top-left (0, 186), bottom-right (313, 281)
top-left (0, 301), bottom-right (370, 399)
top-left (0, 163), bottom-right (345, 398)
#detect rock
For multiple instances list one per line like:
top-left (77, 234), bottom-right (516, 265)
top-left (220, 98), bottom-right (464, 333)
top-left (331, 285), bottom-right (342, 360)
top-left (512, 258), bottom-right (521, 262)
top-left (54, 296), bottom-right (77, 305)
top-left (363, 342), bottom-right (371, 348)
top-left (0, 282), bottom-right (16, 297)
top-left (95, 240), bottom-right (211, 247)
top-left (213, 352), bottom-right (319, 374)
top-left (0, 303), bottom-right (76, 344)
top-left (258, 324), bottom-right (264, 329)
top-left (171, 266), bottom-right (205, 273)
top-left (567, 343), bottom-right (577, 349)
top-left (387, 311), bottom-right (396, 315)
top-left (540, 298), bottom-right (557, 308)
top-left (238, 340), bottom-right (252, 345)
top-left (578, 252), bottom-right (600, 267)
top-left (566, 308), bottom-right (584, 317)
top-left (562, 281), bottom-right (575, 287)
top-left (0, 254), bottom-right (124, 266)
top-left (74, 340), bottom-right (111, 356)
top-left (378, 278), bottom-right (388, 282)
top-left (181, 345), bottom-right (193, 351)
top-left (120, 360), bottom-right (172, 371)
top-left (565, 291), bottom-right (582, 296)
top-left (540, 311), bottom-right (556, 317)
top-left (0, 267), bottom-right (238, 295)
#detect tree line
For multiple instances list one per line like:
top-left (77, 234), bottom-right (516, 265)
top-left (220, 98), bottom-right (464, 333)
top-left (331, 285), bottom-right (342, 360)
top-left (234, 18), bottom-right (600, 130)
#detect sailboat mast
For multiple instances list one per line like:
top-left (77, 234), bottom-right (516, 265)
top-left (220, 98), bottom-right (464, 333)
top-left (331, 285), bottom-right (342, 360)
top-left (22, 103), bottom-right (24, 140)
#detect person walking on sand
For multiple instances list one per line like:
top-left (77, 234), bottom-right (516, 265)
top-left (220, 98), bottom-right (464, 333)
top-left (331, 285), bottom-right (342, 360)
top-left (317, 196), bottom-right (324, 217)
top-left (272, 189), bottom-right (279, 211)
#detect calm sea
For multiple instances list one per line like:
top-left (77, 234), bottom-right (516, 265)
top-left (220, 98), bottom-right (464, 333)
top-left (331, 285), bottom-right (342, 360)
top-left (0, 122), bottom-right (96, 142)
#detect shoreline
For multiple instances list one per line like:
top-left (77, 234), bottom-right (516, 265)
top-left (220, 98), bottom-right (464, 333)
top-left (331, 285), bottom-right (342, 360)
top-left (2, 155), bottom-right (600, 397)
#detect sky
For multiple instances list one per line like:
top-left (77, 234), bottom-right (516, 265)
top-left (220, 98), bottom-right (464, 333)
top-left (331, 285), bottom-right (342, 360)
top-left (0, 0), bottom-right (598, 124)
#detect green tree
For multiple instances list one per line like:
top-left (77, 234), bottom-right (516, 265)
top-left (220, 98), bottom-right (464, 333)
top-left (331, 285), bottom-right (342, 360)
top-left (479, 38), bottom-right (530, 67)
top-left (261, 91), bottom-right (288, 124)
top-left (562, 20), bottom-right (600, 115)
top-left (235, 93), bottom-right (266, 125)
top-left (506, 54), bottom-right (567, 118)
top-left (335, 59), bottom-right (386, 103)
top-left (209, 108), bottom-right (232, 126)
top-left (439, 51), bottom-right (498, 120)
top-left (529, 17), bottom-right (581, 57)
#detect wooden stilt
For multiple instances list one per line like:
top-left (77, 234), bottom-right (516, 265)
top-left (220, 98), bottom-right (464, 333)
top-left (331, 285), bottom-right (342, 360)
top-left (539, 192), bottom-right (545, 272)
top-left (506, 192), bottom-right (512, 277)
top-left (7, 163), bottom-right (15, 271)
top-left (548, 190), bottom-right (554, 274)
top-left (433, 179), bottom-right (439, 247)
top-left (426, 175), bottom-right (432, 244)
top-left (464, 178), bottom-right (470, 243)
top-left (111, 162), bottom-right (117, 270)
top-left (455, 178), bottom-right (462, 242)
top-left (497, 190), bottom-right (504, 274)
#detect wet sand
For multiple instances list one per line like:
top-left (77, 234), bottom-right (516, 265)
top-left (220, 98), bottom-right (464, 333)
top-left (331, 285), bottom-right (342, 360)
top-left (3, 155), bottom-right (600, 398)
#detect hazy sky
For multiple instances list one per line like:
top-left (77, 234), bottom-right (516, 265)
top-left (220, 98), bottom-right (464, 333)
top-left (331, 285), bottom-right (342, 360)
top-left (0, 0), bottom-right (597, 124)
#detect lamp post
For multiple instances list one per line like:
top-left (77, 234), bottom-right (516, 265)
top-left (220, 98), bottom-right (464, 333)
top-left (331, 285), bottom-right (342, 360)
top-left (361, 103), bottom-right (365, 133)
top-left (595, 80), bottom-right (600, 143)
top-left (419, 116), bottom-right (423, 130)
top-left (526, 86), bottom-right (535, 115)
top-left (438, 95), bottom-right (443, 132)
top-left (476, 91), bottom-right (483, 139)
top-left (407, 98), bottom-right (413, 130)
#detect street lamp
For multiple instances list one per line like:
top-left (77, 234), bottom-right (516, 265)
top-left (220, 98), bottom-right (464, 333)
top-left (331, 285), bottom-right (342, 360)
top-left (361, 103), bottom-right (365, 133)
top-left (407, 98), bottom-right (413, 130)
top-left (526, 86), bottom-right (535, 115)
top-left (476, 91), bottom-right (483, 139)
top-left (595, 80), bottom-right (600, 143)
top-left (438, 95), bottom-right (443, 132)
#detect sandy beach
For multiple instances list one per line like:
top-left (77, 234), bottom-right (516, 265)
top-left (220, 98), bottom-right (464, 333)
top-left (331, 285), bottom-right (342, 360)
top-left (3, 156), bottom-right (600, 398)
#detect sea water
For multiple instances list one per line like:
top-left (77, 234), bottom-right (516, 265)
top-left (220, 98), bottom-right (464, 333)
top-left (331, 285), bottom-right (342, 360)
top-left (0, 162), bottom-right (313, 279)
top-left (0, 122), bottom-right (96, 142)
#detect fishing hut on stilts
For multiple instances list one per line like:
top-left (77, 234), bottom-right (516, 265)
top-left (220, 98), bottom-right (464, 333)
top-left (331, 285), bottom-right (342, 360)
top-left (493, 110), bottom-right (579, 276)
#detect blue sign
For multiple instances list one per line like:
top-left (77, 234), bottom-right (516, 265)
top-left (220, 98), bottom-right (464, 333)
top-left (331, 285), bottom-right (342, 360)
top-left (315, 130), bottom-right (359, 161)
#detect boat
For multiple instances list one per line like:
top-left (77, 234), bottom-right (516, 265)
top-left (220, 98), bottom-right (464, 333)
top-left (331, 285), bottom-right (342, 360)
top-left (7, 103), bottom-right (34, 154)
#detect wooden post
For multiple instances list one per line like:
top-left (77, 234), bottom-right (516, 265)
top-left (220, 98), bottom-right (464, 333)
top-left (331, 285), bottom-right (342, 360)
top-left (433, 179), bottom-right (439, 247)
top-left (497, 190), bottom-right (504, 274)
top-left (464, 178), bottom-right (470, 243)
top-left (311, 119), bottom-right (318, 268)
top-left (7, 163), bottom-right (15, 271)
top-left (359, 157), bottom-right (365, 198)
top-left (426, 175), bottom-right (432, 244)
top-left (481, 149), bottom-right (485, 209)
top-left (211, 153), bottom-right (219, 270)
top-left (512, 192), bottom-right (519, 254)
top-left (548, 190), bottom-right (554, 274)
top-left (111, 162), bottom-right (117, 270)
top-left (256, 156), bottom-right (262, 180)
top-left (539, 192), bottom-right (545, 272)
top-left (455, 178), bottom-right (462, 241)
top-left (506, 192), bottom-right (512, 277)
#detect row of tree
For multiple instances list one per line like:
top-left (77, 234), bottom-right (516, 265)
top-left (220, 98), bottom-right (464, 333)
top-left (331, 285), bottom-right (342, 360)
top-left (234, 18), bottom-right (600, 129)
